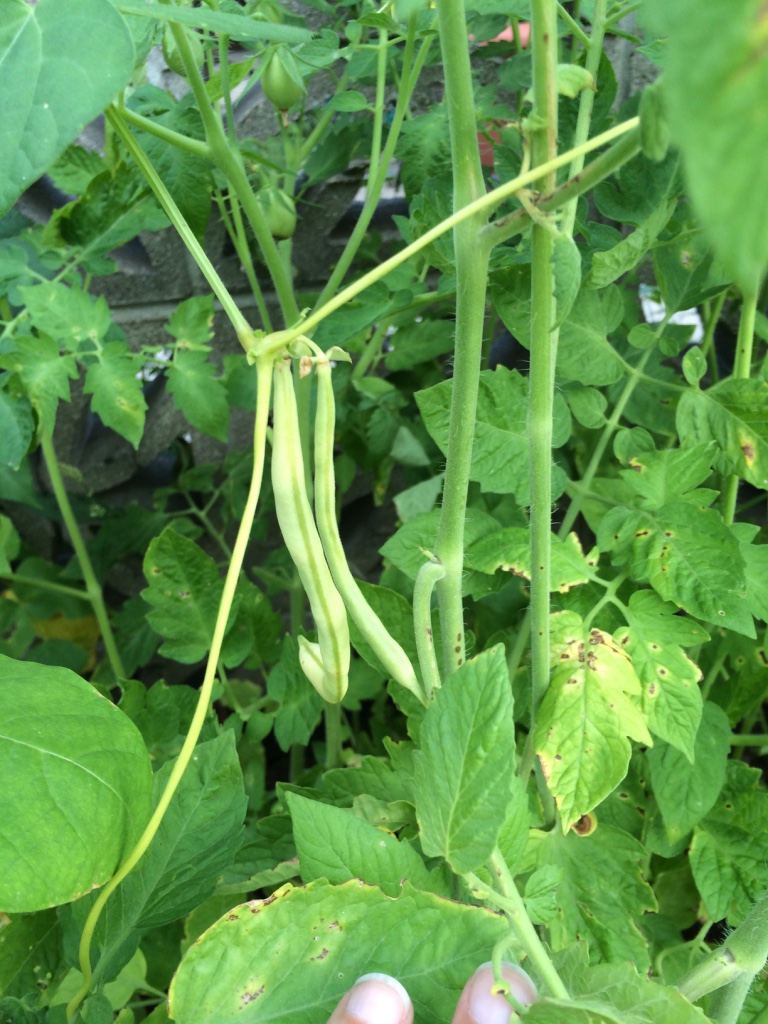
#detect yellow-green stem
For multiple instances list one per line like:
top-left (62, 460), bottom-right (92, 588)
top-left (722, 287), bottom-right (758, 526)
top-left (66, 360), bottom-right (272, 1020)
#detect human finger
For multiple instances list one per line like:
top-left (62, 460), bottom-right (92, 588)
top-left (326, 973), bottom-right (414, 1024)
top-left (451, 962), bottom-right (538, 1024)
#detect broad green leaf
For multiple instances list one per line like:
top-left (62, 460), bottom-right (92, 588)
top-left (566, 386), bottom-right (607, 429)
top-left (644, 0), bottom-right (768, 289)
top-left (652, 229), bottom-right (727, 314)
top-left (385, 320), bottom-right (455, 370)
top-left (593, 150), bottom-right (679, 227)
top-left (165, 295), bottom-right (215, 351)
top-left (585, 198), bottom-right (675, 289)
top-left (551, 232), bottom-right (581, 327)
top-left (598, 501), bottom-right (753, 636)
top-left (49, 166), bottom-right (168, 262)
top-left (0, 335), bottom-right (78, 430)
top-left (415, 368), bottom-right (570, 501)
top-left (379, 507), bottom-right (499, 594)
top-left (526, 960), bottom-right (706, 1024)
top-left (0, 909), bottom-right (62, 1000)
top-left (465, 528), bottom-right (595, 592)
top-left (166, 350), bottom-right (230, 441)
top-left (690, 760), bottom-right (768, 923)
top-left (395, 110), bottom-right (452, 200)
top-left (0, 515), bottom-right (20, 575)
top-left (618, 600), bottom-right (704, 759)
top-left (624, 590), bottom-right (710, 647)
top-left (557, 286), bottom-right (625, 386)
top-left (521, 826), bottom-right (656, 969)
top-left (286, 793), bottom-right (447, 897)
top-left (322, 755), bottom-right (413, 806)
top-left (534, 615), bottom-right (652, 832)
top-left (0, 391), bottom-right (34, 470)
top-left (169, 880), bottom-right (507, 1024)
top-left (0, 656), bottom-right (152, 912)
top-left (414, 646), bottom-right (514, 874)
top-left (131, 91), bottom-right (212, 242)
top-left (18, 283), bottom-right (111, 347)
top-left (84, 343), bottom-right (147, 448)
top-left (618, 443), bottom-right (716, 510)
top-left (346, 581), bottom-right (418, 677)
top-left (738, 536), bottom-right (768, 621)
top-left (0, 0), bottom-right (134, 214)
top-left (677, 379), bottom-right (768, 491)
top-left (68, 734), bottom-right (247, 986)
top-left (141, 527), bottom-right (241, 664)
top-left (266, 635), bottom-right (323, 752)
top-left (48, 144), bottom-right (105, 195)
top-left (647, 701), bottom-right (731, 843)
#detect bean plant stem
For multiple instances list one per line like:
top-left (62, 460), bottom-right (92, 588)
top-left (106, 106), bottom-right (251, 339)
top-left (66, 358), bottom-right (273, 1021)
top-left (527, 0), bottom-right (559, 719)
top-left (39, 431), bottom-right (125, 680)
top-left (267, 118), bottom-right (639, 351)
top-left (722, 287), bottom-right (757, 526)
top-left (161, 6), bottom-right (299, 326)
top-left (432, 0), bottom-right (490, 674)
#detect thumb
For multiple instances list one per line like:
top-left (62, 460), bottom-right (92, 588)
top-left (451, 962), bottom-right (539, 1024)
top-left (327, 974), bottom-right (413, 1024)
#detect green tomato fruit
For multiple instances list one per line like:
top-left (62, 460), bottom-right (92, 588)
top-left (261, 48), bottom-right (306, 111)
top-left (256, 186), bottom-right (297, 239)
top-left (162, 26), bottom-right (204, 79)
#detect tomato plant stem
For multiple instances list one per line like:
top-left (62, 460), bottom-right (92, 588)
top-left (39, 431), bottom-right (125, 680)
top-left (722, 287), bottom-right (757, 526)
top-left (527, 0), bottom-right (559, 722)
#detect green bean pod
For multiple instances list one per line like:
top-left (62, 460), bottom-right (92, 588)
top-left (314, 357), bottom-right (425, 705)
top-left (271, 356), bottom-right (350, 702)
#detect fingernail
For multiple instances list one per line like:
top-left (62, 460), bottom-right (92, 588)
top-left (347, 974), bottom-right (411, 1024)
top-left (467, 962), bottom-right (538, 1024)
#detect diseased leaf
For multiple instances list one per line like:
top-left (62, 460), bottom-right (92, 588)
top-left (618, 603), bottom-right (703, 760)
top-left (677, 379), bottom-right (768, 491)
top-left (414, 646), bottom-right (514, 874)
top-left (166, 350), bottom-right (230, 441)
top-left (465, 528), bottom-right (596, 593)
top-left (84, 343), bottom-right (147, 448)
top-left (521, 826), bottom-right (656, 970)
top-left (170, 880), bottom-right (507, 1024)
top-left (18, 282), bottom-right (111, 346)
top-left (0, 910), bottom-right (62, 999)
top-left (534, 615), bottom-right (652, 832)
top-left (618, 443), bottom-right (717, 510)
top-left (598, 501), bottom-right (752, 636)
top-left (0, 335), bottom-right (78, 430)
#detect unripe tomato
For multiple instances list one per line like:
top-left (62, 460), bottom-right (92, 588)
top-left (162, 26), bottom-right (204, 79)
top-left (261, 47), bottom-right (306, 111)
top-left (255, 186), bottom-right (297, 239)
